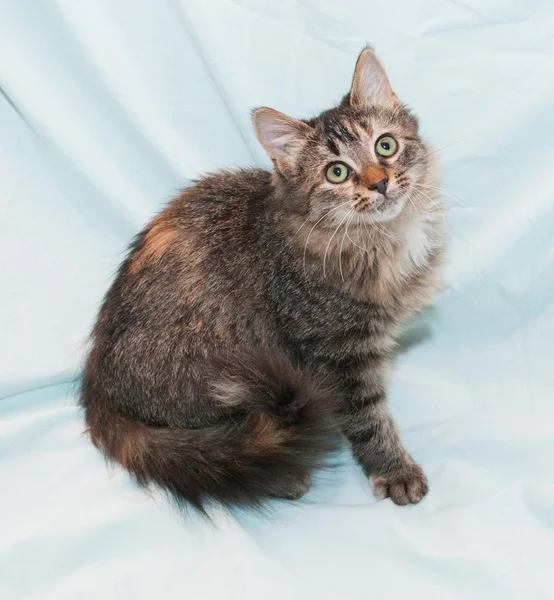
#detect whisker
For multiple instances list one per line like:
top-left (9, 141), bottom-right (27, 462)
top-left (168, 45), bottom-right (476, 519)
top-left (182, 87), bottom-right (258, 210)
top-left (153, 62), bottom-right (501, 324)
top-left (302, 201), bottom-right (351, 279)
top-left (338, 211), bottom-right (353, 282)
top-left (406, 194), bottom-right (435, 227)
top-left (406, 194), bottom-right (418, 212)
top-left (410, 188), bottom-right (447, 227)
top-left (410, 187), bottom-right (442, 213)
top-left (323, 210), bottom-right (351, 278)
top-left (412, 182), bottom-right (475, 214)
top-left (346, 219), bottom-right (372, 258)
top-left (361, 214), bottom-right (375, 266)
top-left (411, 182), bottom-right (453, 197)
top-left (411, 182), bottom-right (464, 204)
top-left (406, 139), bottom-right (467, 172)
top-left (280, 214), bottom-right (317, 257)
top-left (366, 215), bottom-right (403, 243)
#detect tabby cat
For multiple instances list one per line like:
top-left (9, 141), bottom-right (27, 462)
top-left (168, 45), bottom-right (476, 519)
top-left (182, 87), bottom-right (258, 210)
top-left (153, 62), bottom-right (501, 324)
top-left (81, 48), bottom-right (444, 510)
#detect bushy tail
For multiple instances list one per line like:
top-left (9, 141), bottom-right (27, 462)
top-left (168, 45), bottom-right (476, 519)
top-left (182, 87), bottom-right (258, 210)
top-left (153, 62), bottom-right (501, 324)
top-left (82, 353), bottom-right (338, 511)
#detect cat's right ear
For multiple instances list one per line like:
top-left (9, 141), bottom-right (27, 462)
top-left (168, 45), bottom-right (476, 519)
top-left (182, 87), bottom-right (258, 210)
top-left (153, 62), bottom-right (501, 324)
top-left (350, 47), bottom-right (397, 108)
top-left (252, 108), bottom-right (311, 177)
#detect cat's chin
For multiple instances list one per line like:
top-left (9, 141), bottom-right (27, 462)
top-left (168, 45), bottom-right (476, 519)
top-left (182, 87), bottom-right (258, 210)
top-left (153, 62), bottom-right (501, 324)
top-left (369, 196), bottom-right (406, 222)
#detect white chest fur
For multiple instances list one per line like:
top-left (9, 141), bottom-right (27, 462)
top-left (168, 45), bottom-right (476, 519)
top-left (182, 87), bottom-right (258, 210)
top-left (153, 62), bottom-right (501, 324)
top-left (397, 214), bottom-right (439, 279)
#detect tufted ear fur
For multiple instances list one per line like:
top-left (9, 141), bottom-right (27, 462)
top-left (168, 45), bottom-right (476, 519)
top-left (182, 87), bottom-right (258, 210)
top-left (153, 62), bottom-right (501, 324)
top-left (350, 47), bottom-right (398, 108)
top-left (252, 108), bottom-right (312, 177)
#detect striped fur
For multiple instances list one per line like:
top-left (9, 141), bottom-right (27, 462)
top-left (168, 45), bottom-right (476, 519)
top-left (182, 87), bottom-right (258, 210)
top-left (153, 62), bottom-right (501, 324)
top-left (80, 48), bottom-right (444, 510)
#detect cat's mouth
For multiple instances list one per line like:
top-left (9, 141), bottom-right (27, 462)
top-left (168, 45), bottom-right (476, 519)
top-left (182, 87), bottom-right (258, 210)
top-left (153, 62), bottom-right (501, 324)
top-left (353, 194), bottom-right (407, 222)
top-left (372, 198), bottom-right (406, 221)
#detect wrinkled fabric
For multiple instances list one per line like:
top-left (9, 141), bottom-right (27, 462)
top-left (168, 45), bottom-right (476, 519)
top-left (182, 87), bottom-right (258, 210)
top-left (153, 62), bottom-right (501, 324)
top-left (1, 1), bottom-right (553, 598)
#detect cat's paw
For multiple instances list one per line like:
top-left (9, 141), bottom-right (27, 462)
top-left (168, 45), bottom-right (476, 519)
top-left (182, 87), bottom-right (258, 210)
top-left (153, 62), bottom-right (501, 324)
top-left (272, 473), bottom-right (311, 501)
top-left (370, 463), bottom-right (428, 506)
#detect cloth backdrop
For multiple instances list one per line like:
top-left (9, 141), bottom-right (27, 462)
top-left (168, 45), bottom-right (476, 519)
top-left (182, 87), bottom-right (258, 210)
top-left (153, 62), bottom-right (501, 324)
top-left (1, 1), bottom-right (553, 598)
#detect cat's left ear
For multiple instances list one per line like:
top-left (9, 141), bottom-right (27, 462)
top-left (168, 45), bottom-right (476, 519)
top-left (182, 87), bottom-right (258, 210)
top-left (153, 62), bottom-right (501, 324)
top-left (252, 108), bottom-right (312, 177)
top-left (350, 47), bottom-right (398, 108)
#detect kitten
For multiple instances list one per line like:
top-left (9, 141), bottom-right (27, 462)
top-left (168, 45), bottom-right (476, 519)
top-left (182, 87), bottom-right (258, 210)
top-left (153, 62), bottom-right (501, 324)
top-left (81, 48), bottom-right (444, 510)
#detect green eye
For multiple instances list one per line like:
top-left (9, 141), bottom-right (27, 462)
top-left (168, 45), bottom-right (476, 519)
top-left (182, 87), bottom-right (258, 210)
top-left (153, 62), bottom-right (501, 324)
top-left (326, 162), bottom-right (350, 183)
top-left (375, 136), bottom-right (398, 157)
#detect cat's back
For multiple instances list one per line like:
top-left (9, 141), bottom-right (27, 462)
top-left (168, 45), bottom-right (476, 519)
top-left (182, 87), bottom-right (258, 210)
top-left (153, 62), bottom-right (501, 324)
top-left (175, 167), bottom-right (272, 225)
top-left (96, 168), bottom-right (273, 338)
top-left (127, 167), bottom-right (271, 272)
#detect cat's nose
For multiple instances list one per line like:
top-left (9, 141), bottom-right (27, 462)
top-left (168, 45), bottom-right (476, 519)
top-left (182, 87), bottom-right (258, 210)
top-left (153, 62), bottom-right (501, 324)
top-left (368, 177), bottom-right (388, 196)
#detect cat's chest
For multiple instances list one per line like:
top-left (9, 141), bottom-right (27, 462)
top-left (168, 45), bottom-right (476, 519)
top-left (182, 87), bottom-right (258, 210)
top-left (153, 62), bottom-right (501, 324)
top-left (334, 213), bottom-right (441, 307)
top-left (368, 214), bottom-right (442, 310)
top-left (273, 214), bottom-right (442, 351)
top-left (395, 214), bottom-right (438, 279)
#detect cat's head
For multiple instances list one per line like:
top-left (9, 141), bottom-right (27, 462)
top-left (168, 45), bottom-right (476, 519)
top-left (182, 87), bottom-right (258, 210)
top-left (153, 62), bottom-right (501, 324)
top-left (253, 48), bottom-right (434, 224)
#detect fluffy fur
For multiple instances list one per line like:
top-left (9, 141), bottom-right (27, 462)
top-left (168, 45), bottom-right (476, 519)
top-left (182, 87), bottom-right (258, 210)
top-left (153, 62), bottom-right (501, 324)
top-left (80, 48), bottom-right (445, 510)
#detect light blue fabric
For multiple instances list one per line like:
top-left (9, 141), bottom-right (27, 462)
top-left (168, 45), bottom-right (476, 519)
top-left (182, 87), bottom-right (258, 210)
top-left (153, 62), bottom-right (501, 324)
top-left (1, 1), bottom-right (553, 598)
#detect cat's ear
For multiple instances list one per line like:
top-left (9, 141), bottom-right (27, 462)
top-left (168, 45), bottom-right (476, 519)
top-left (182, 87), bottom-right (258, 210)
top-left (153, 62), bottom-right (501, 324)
top-left (252, 108), bottom-right (312, 177)
top-left (350, 48), bottom-right (398, 108)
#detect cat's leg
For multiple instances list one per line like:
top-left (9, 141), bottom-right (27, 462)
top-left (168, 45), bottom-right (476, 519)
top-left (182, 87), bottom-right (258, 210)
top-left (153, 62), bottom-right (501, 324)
top-left (340, 362), bottom-right (428, 505)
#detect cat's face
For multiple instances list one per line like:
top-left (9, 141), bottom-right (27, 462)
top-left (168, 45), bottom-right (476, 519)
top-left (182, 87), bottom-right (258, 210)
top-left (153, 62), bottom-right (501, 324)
top-left (254, 48), bottom-right (432, 224)
top-left (297, 104), bottom-right (428, 223)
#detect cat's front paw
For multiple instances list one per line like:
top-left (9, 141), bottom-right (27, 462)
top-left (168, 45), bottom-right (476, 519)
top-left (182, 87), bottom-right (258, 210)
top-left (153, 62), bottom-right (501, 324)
top-left (271, 473), bottom-right (311, 501)
top-left (370, 463), bottom-right (428, 506)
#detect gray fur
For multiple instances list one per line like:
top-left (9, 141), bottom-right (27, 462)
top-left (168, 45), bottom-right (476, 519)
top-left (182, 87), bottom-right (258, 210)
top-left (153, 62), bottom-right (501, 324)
top-left (80, 49), bottom-right (444, 509)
